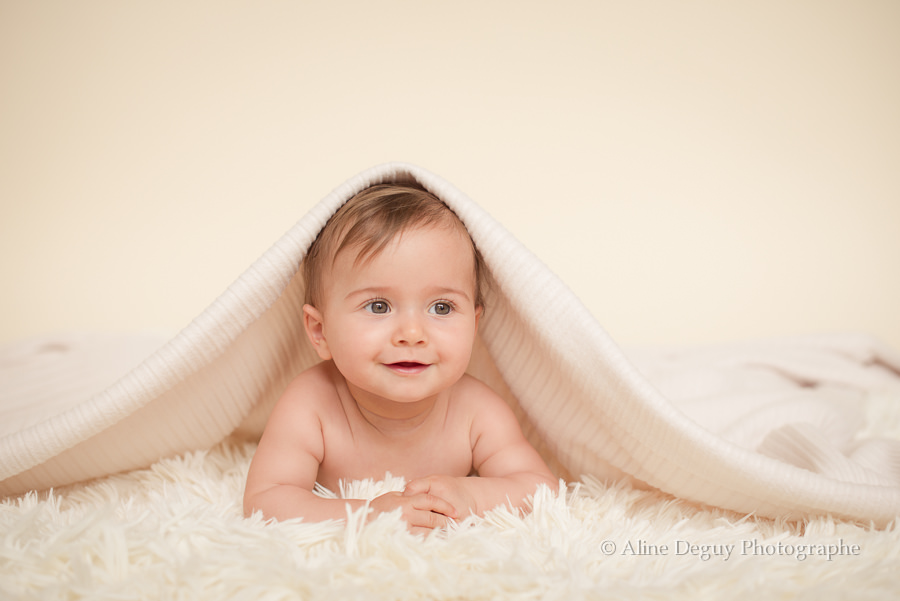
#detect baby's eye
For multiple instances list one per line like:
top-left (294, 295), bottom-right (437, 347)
top-left (429, 302), bottom-right (453, 316)
top-left (365, 300), bottom-right (390, 314)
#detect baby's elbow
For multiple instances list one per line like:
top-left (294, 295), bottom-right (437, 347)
top-left (542, 475), bottom-right (560, 493)
top-left (243, 487), bottom-right (268, 519)
top-left (242, 493), bottom-right (257, 519)
top-left (532, 473), bottom-right (560, 495)
top-left (513, 471), bottom-right (560, 499)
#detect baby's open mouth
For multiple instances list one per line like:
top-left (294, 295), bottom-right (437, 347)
top-left (386, 361), bottom-right (429, 374)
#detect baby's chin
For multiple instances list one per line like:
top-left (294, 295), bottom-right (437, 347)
top-left (347, 380), bottom-right (441, 407)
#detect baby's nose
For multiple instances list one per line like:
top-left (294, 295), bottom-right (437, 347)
top-left (393, 312), bottom-right (426, 345)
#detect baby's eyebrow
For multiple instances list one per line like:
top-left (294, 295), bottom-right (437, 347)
top-left (343, 286), bottom-right (472, 303)
top-left (344, 287), bottom-right (389, 301)
top-left (427, 286), bottom-right (472, 302)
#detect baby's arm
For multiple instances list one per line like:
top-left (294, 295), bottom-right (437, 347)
top-left (404, 378), bottom-right (558, 518)
top-left (243, 370), bottom-right (455, 530)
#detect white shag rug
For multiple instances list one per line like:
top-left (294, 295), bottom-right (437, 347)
top-left (2, 433), bottom-right (898, 600)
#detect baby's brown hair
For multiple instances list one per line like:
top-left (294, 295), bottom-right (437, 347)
top-left (303, 182), bottom-right (487, 309)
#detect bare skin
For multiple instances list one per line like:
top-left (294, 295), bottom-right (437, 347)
top-left (244, 362), bottom-right (556, 532)
top-left (243, 224), bottom-right (557, 533)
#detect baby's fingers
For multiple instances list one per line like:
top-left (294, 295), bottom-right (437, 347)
top-left (404, 507), bottom-right (452, 532)
top-left (403, 477), bottom-right (430, 496)
top-left (408, 491), bottom-right (458, 520)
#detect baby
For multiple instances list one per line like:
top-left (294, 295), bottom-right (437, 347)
top-left (243, 183), bottom-right (556, 533)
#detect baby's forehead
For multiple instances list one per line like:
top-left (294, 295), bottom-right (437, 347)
top-left (337, 219), bottom-right (472, 267)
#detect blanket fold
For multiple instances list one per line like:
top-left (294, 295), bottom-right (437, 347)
top-left (2, 163), bottom-right (899, 526)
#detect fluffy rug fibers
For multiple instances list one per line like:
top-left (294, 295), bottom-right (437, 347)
top-left (2, 435), bottom-right (897, 600)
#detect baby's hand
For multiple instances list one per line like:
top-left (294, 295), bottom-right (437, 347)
top-left (403, 476), bottom-right (478, 520)
top-left (368, 491), bottom-right (456, 534)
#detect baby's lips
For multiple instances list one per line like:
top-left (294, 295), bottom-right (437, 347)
top-left (384, 361), bottom-right (431, 374)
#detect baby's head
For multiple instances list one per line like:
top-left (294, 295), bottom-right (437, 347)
top-left (303, 182), bottom-right (487, 311)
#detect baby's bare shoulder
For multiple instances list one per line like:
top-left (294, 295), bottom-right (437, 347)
top-left (452, 374), bottom-right (509, 413)
top-left (282, 361), bottom-right (333, 395)
top-left (271, 362), bottom-right (341, 419)
top-left (258, 362), bottom-right (342, 461)
top-left (453, 374), bottom-right (526, 456)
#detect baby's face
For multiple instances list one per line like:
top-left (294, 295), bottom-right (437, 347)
top-left (314, 223), bottom-right (481, 406)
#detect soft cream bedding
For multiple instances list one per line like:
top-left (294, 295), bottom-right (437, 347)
top-left (1, 163), bottom-right (899, 530)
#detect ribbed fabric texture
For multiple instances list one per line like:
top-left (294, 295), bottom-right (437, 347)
top-left (1, 163), bottom-right (899, 526)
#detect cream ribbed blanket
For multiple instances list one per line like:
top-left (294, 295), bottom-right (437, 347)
top-left (2, 163), bottom-right (899, 525)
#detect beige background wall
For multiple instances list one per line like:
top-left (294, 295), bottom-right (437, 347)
top-left (2, 1), bottom-right (898, 350)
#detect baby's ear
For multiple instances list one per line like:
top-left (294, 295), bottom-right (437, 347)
top-left (303, 304), bottom-right (332, 360)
